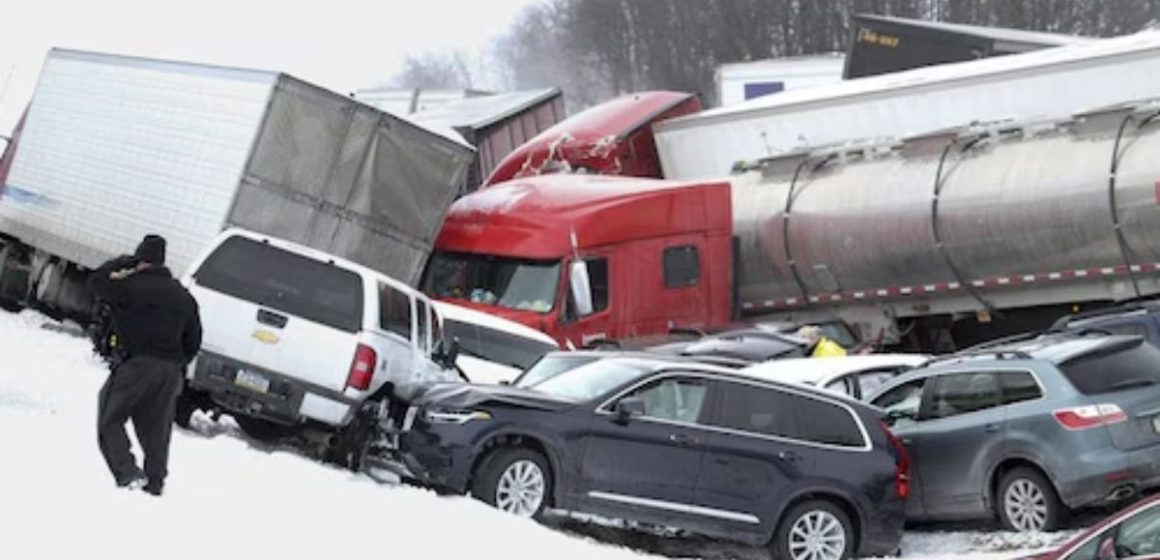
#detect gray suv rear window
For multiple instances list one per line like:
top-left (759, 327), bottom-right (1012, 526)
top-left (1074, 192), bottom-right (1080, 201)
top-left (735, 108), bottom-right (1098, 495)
top-left (1060, 341), bottom-right (1160, 395)
top-left (194, 236), bottom-right (363, 333)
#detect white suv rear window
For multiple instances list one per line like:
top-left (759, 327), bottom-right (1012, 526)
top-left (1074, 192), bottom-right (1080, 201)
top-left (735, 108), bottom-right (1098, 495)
top-left (194, 236), bottom-right (363, 332)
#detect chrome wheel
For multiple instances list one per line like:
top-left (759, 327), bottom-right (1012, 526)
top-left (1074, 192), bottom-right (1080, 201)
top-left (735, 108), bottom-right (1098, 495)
top-left (788, 509), bottom-right (848, 560)
top-left (494, 459), bottom-right (545, 517)
top-left (1004, 478), bottom-right (1048, 531)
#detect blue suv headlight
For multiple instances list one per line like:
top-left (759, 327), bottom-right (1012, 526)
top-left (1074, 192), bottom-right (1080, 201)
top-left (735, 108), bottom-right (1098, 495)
top-left (425, 408), bottom-right (493, 425)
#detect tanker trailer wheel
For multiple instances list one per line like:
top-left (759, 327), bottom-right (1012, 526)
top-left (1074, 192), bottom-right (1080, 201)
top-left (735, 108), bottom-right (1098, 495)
top-left (34, 259), bottom-right (65, 308)
top-left (0, 244), bottom-right (31, 308)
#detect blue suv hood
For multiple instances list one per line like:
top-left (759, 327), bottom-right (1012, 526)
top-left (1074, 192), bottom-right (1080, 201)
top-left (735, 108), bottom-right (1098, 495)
top-left (417, 382), bottom-right (576, 411)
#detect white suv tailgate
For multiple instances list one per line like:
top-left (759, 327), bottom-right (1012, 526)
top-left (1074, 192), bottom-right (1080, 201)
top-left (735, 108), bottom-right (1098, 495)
top-left (190, 236), bottom-right (366, 394)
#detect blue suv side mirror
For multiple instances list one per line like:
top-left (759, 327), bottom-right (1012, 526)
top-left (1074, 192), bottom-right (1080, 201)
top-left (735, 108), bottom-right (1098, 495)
top-left (615, 398), bottom-right (647, 424)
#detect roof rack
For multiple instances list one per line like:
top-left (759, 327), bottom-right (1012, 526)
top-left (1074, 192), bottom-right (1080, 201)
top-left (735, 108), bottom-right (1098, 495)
top-left (1051, 296), bottom-right (1160, 329)
top-left (926, 328), bottom-right (1119, 368)
top-left (954, 349), bottom-right (1034, 360)
top-left (960, 330), bottom-right (1042, 352)
top-left (965, 326), bottom-right (1117, 353)
top-left (921, 348), bottom-right (1035, 369)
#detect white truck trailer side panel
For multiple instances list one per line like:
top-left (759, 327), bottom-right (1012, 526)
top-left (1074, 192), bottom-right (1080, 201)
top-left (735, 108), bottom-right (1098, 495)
top-left (0, 49), bottom-right (276, 274)
top-left (716, 54), bottom-right (844, 107)
top-left (657, 31), bottom-right (1160, 180)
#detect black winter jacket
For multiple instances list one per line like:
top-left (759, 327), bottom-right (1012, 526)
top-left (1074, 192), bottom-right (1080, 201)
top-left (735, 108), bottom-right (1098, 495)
top-left (88, 256), bottom-right (202, 365)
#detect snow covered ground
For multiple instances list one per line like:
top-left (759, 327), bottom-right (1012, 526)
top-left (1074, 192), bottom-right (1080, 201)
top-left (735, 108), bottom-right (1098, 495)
top-left (0, 309), bottom-right (1083, 559)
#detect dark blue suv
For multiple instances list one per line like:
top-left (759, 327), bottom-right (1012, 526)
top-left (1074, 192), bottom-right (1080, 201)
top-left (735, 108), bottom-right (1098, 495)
top-left (398, 357), bottom-right (907, 559)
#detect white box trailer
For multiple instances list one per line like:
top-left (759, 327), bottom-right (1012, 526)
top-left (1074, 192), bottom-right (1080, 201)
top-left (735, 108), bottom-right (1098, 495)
top-left (656, 30), bottom-right (1160, 179)
top-left (716, 54), bottom-right (844, 107)
top-left (0, 49), bottom-right (475, 314)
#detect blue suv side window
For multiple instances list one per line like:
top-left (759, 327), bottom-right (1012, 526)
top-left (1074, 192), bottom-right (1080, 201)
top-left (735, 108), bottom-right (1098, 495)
top-left (713, 382), bottom-right (864, 447)
top-left (712, 382), bottom-right (800, 439)
top-left (621, 377), bottom-right (709, 424)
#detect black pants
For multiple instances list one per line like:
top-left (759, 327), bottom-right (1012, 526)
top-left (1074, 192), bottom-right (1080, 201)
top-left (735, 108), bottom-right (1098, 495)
top-left (97, 356), bottom-right (183, 492)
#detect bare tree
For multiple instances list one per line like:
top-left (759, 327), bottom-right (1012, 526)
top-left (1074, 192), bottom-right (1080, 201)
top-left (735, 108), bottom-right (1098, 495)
top-left (485, 0), bottom-right (1160, 110)
top-left (389, 51), bottom-right (476, 89)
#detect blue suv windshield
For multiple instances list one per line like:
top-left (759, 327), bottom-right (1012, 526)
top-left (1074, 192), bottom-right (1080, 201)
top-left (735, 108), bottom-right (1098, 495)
top-left (515, 354), bottom-right (602, 388)
top-left (531, 360), bottom-right (651, 401)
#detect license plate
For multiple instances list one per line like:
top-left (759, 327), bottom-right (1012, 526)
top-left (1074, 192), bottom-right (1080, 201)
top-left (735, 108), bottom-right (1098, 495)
top-left (235, 369), bottom-right (270, 395)
top-left (402, 406), bottom-right (418, 431)
top-left (1152, 416), bottom-right (1160, 434)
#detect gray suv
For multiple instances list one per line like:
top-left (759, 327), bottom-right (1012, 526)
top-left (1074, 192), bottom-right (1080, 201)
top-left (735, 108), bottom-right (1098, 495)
top-left (869, 333), bottom-right (1160, 532)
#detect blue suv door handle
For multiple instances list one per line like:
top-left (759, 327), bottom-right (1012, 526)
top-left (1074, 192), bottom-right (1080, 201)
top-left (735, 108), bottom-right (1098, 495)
top-left (668, 433), bottom-right (700, 446)
top-left (777, 450), bottom-right (803, 463)
top-left (984, 423), bottom-right (1002, 433)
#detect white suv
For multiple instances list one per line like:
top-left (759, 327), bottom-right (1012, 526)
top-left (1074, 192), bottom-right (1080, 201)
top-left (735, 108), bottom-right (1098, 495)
top-left (179, 228), bottom-right (458, 463)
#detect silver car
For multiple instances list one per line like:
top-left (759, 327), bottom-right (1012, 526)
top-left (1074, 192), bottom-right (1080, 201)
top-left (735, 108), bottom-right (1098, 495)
top-left (869, 333), bottom-right (1160, 532)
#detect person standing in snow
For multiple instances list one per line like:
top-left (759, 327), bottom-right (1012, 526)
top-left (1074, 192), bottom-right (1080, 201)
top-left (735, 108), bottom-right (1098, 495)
top-left (89, 234), bottom-right (202, 496)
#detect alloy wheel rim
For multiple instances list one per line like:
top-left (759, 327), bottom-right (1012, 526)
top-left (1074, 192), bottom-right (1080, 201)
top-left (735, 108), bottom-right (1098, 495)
top-left (788, 510), bottom-right (847, 560)
top-left (1004, 479), bottom-right (1048, 531)
top-left (495, 459), bottom-right (545, 517)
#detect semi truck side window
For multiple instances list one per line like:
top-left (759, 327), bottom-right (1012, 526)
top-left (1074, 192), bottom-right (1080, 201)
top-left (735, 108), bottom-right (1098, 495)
top-left (380, 283), bottom-right (413, 339)
top-left (663, 245), bottom-right (700, 288)
top-left (566, 257), bottom-right (610, 320)
top-left (587, 258), bottom-right (609, 314)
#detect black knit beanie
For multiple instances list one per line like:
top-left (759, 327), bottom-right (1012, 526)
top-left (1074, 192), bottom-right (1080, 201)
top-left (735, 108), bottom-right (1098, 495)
top-left (134, 234), bottom-right (167, 266)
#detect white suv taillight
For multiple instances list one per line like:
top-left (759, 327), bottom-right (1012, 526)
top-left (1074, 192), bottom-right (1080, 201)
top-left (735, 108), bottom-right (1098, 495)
top-left (1053, 404), bottom-right (1127, 430)
top-left (346, 344), bottom-right (377, 391)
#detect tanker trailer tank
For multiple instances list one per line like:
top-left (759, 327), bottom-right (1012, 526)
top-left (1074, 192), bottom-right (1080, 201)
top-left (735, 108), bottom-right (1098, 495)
top-left (732, 101), bottom-right (1160, 347)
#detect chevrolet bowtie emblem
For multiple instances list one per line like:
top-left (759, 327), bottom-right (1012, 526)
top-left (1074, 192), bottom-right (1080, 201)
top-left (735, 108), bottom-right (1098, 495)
top-left (252, 330), bottom-right (280, 344)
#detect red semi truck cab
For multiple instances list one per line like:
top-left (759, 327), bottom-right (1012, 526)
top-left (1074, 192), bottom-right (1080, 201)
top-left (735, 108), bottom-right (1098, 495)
top-left (426, 174), bottom-right (734, 347)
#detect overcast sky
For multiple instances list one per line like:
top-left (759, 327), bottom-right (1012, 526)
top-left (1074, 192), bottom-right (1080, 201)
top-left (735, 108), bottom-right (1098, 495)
top-left (0, 0), bottom-right (542, 132)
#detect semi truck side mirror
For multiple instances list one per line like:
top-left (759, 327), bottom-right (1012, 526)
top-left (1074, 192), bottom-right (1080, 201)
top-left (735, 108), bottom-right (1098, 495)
top-left (570, 260), bottom-right (594, 316)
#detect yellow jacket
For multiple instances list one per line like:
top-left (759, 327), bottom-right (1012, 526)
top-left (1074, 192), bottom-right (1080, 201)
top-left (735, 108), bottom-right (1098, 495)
top-left (811, 337), bottom-right (848, 358)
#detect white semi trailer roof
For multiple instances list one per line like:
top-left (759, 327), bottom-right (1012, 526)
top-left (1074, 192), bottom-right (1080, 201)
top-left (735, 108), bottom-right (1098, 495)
top-left (656, 30), bottom-right (1160, 179)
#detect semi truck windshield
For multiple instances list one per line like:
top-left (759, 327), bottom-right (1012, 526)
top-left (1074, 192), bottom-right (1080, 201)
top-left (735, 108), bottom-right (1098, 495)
top-left (425, 252), bottom-right (561, 313)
